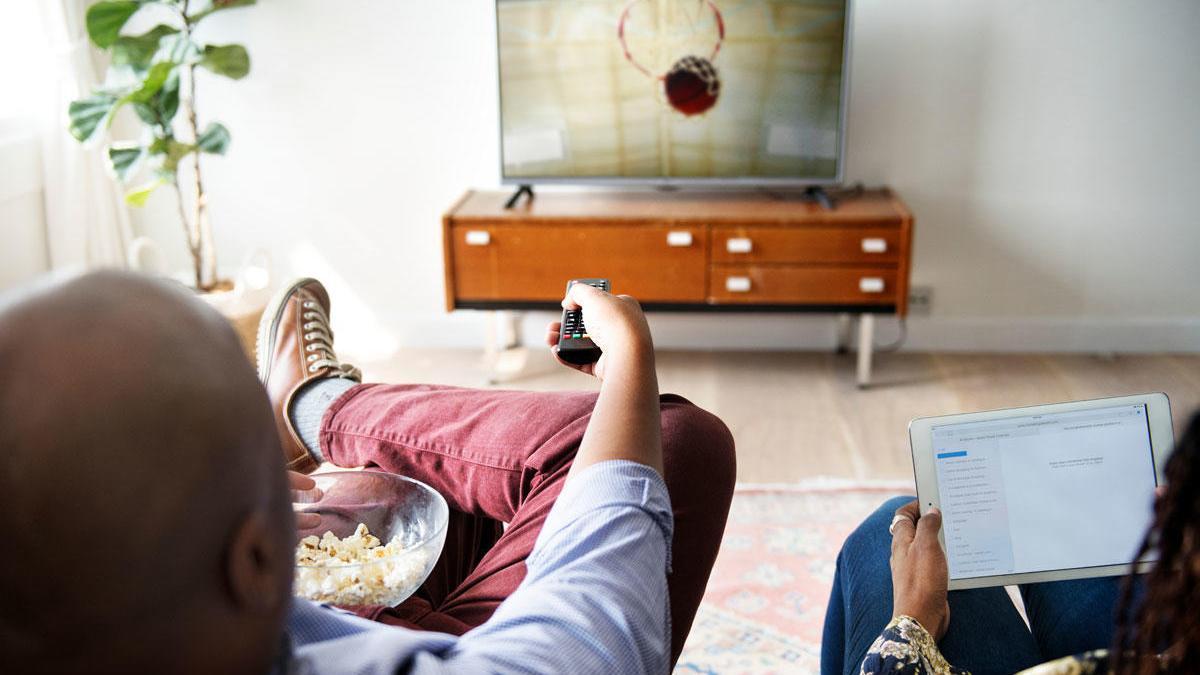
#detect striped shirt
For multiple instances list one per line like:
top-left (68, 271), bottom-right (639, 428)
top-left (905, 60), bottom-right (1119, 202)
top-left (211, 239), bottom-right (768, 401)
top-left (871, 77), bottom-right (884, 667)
top-left (283, 460), bottom-right (674, 674)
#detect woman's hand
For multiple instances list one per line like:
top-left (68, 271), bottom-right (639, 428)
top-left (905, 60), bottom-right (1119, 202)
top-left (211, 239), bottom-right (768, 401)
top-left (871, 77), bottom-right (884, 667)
top-left (289, 471), bottom-right (322, 531)
top-left (545, 282), bottom-right (653, 380)
top-left (890, 500), bottom-right (950, 640)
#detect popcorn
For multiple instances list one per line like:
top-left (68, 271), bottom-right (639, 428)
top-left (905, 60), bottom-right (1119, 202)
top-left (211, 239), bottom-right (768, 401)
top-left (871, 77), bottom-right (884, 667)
top-left (294, 523), bottom-right (431, 606)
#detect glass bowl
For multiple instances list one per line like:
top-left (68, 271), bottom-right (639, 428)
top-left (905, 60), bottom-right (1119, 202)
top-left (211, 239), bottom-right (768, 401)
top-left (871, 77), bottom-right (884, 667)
top-left (291, 470), bottom-right (448, 607)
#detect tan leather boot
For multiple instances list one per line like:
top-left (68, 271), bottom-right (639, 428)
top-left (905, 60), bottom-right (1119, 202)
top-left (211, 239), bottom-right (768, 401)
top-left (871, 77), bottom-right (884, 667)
top-left (256, 278), bottom-right (361, 474)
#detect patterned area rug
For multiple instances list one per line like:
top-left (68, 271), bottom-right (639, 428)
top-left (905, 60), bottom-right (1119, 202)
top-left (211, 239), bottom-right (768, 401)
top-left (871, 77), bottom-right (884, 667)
top-left (675, 483), bottom-right (910, 675)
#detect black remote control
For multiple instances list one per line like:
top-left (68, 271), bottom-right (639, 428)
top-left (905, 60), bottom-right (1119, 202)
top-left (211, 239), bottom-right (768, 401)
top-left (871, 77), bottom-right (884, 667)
top-left (557, 278), bottom-right (610, 365)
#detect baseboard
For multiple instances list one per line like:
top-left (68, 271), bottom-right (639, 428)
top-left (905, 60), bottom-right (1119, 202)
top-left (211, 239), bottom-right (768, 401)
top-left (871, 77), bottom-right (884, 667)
top-left (901, 317), bottom-right (1200, 353)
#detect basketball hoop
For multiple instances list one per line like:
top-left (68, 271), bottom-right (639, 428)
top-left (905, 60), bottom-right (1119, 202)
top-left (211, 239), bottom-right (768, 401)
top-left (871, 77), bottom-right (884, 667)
top-left (617, 0), bottom-right (725, 116)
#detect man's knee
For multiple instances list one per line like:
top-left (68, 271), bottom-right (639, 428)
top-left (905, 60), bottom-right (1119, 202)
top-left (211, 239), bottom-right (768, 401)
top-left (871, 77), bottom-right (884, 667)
top-left (660, 398), bottom-right (736, 499)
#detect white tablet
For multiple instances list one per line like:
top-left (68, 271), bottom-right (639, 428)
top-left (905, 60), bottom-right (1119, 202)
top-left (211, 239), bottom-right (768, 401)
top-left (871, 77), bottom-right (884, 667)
top-left (909, 393), bottom-right (1174, 590)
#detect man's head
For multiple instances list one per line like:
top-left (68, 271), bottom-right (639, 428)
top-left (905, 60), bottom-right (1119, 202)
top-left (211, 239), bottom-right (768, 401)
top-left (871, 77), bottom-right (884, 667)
top-left (0, 271), bottom-right (294, 673)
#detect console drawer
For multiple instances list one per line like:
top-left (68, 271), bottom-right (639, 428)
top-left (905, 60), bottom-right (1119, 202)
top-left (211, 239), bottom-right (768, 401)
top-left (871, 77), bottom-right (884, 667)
top-left (709, 265), bottom-right (899, 305)
top-left (450, 224), bottom-right (707, 303)
top-left (711, 226), bottom-right (902, 264)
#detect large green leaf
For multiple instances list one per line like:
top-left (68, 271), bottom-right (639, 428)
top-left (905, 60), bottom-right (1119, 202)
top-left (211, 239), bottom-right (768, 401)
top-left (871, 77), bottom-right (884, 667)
top-left (68, 92), bottom-right (120, 142)
top-left (122, 61), bottom-right (176, 105)
top-left (132, 102), bottom-right (159, 125)
top-left (130, 67), bottom-right (180, 127)
top-left (196, 122), bottom-right (231, 155)
top-left (111, 24), bottom-right (179, 72)
top-left (199, 44), bottom-right (250, 80)
top-left (86, 1), bottom-right (142, 48)
top-left (191, 0), bottom-right (257, 24)
top-left (108, 143), bottom-right (144, 181)
top-left (157, 69), bottom-right (181, 120)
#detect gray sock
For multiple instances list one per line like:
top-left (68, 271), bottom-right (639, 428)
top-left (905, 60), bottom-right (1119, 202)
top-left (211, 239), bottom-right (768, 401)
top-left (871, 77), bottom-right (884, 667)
top-left (288, 378), bottom-right (358, 463)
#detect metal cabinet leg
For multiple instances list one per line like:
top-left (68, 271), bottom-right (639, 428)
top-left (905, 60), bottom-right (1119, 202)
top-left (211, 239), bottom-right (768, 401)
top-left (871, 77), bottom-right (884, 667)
top-left (856, 313), bottom-right (874, 388)
top-left (484, 310), bottom-right (521, 355)
top-left (483, 310), bottom-right (526, 385)
top-left (835, 313), bottom-right (852, 354)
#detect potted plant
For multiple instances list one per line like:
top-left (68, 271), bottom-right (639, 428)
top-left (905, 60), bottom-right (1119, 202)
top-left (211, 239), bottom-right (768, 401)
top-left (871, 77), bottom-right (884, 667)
top-left (68, 0), bottom-right (254, 295)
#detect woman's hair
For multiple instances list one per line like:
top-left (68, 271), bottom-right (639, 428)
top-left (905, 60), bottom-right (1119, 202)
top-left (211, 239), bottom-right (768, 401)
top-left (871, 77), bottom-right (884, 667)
top-left (1113, 410), bottom-right (1200, 674)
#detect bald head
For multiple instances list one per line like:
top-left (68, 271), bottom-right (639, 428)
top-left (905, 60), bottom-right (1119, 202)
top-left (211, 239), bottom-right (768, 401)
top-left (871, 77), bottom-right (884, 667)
top-left (0, 271), bottom-right (293, 672)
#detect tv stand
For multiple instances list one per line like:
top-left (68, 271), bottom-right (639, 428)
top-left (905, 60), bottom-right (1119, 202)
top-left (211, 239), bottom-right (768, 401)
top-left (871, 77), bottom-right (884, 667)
top-left (503, 184), bottom-right (534, 209)
top-left (443, 188), bottom-right (913, 387)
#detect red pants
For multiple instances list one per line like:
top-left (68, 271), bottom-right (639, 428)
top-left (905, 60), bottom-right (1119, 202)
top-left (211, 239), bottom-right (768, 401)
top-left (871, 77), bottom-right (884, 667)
top-left (320, 383), bottom-right (736, 663)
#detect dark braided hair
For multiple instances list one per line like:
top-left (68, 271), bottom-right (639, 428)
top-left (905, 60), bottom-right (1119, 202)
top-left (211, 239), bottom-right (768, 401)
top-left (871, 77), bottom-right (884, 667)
top-left (1113, 410), bottom-right (1200, 674)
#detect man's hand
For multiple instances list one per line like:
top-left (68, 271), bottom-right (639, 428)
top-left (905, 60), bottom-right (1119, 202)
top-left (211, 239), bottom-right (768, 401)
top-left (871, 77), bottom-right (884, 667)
top-left (546, 283), bottom-right (663, 477)
top-left (890, 500), bottom-right (950, 640)
top-left (545, 282), bottom-right (653, 380)
top-left (289, 471), bottom-right (321, 531)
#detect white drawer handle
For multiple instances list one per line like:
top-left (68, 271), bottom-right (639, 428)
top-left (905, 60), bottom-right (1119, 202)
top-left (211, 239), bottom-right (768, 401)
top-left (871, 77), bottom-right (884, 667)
top-left (861, 237), bottom-right (888, 253)
top-left (464, 230), bottom-right (490, 246)
top-left (666, 231), bottom-right (693, 247)
top-left (859, 277), bottom-right (885, 293)
top-left (726, 237), bottom-right (753, 254)
top-left (725, 276), bottom-right (752, 293)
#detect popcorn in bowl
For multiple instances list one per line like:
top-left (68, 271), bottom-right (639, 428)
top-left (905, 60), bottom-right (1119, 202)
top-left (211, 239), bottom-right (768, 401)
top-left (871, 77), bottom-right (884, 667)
top-left (294, 523), bottom-right (434, 606)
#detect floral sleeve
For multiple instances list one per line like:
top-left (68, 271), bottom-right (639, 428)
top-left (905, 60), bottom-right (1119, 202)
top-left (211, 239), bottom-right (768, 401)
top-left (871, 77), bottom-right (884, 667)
top-left (859, 615), bottom-right (969, 675)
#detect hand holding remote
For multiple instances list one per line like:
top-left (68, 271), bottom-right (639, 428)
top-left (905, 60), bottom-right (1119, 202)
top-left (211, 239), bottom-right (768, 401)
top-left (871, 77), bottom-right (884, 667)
top-left (548, 282), bottom-right (662, 479)
top-left (546, 282), bottom-right (653, 381)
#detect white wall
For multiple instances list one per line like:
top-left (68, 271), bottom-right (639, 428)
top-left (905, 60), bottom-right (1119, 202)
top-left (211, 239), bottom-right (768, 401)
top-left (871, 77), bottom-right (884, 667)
top-left (131, 0), bottom-right (1200, 357)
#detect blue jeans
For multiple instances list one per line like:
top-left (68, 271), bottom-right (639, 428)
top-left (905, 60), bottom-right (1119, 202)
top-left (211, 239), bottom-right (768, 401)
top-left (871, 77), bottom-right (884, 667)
top-left (821, 496), bottom-right (1137, 675)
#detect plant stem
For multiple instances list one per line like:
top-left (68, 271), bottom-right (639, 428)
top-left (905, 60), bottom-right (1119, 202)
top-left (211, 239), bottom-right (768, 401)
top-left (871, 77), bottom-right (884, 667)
top-left (186, 62), bottom-right (215, 290)
top-left (180, 0), bottom-right (215, 291)
top-left (172, 177), bottom-right (203, 288)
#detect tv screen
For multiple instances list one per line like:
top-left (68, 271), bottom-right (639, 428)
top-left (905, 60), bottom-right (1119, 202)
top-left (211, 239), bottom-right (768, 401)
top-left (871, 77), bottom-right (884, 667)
top-left (496, 0), bottom-right (850, 184)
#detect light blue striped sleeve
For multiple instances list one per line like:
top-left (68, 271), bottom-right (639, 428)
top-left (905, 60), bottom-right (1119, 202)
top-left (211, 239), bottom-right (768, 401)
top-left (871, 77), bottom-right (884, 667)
top-left (423, 460), bottom-right (675, 674)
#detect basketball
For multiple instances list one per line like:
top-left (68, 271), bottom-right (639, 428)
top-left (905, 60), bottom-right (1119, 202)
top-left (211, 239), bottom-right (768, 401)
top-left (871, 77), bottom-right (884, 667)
top-left (664, 55), bottom-right (721, 116)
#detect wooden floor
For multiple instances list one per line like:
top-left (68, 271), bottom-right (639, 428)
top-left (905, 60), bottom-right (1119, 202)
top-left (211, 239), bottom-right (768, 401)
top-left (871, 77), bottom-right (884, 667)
top-left (358, 349), bottom-right (1200, 485)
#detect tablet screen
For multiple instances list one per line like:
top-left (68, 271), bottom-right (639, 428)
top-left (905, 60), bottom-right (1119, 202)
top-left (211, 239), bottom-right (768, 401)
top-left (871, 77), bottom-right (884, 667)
top-left (931, 403), bottom-right (1157, 580)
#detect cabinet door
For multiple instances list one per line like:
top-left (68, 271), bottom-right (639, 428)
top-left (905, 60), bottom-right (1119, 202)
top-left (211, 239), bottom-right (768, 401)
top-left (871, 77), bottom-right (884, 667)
top-left (711, 226), bottom-right (902, 264)
top-left (450, 224), bottom-right (707, 303)
top-left (709, 265), bottom-right (899, 306)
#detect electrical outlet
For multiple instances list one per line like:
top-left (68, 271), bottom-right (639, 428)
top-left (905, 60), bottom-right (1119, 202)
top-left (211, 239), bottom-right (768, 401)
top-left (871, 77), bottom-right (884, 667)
top-left (908, 286), bottom-right (933, 315)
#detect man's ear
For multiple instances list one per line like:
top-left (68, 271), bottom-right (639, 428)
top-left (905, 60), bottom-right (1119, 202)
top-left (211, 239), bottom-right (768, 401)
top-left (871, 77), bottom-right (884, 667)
top-left (226, 510), bottom-right (289, 613)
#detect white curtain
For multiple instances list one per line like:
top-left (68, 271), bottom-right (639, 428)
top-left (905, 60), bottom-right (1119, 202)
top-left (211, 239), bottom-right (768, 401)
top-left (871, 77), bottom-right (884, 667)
top-left (37, 0), bottom-right (133, 271)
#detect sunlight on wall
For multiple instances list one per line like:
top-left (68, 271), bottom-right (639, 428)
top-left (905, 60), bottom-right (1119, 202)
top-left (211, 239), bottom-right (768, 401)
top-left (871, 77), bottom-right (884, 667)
top-left (288, 241), bottom-right (401, 364)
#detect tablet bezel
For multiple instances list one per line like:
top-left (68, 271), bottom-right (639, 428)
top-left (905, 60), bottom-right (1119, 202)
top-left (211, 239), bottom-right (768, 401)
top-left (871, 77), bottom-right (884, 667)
top-left (908, 392), bottom-right (1174, 590)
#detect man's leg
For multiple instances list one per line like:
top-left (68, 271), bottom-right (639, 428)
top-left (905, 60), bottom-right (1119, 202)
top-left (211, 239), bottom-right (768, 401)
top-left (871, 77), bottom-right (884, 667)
top-left (1019, 575), bottom-right (1144, 661)
top-left (319, 383), bottom-right (736, 663)
top-left (821, 496), bottom-right (1042, 675)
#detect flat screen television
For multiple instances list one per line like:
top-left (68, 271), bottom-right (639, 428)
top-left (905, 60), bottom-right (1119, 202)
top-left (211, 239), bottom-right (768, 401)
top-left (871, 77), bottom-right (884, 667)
top-left (495, 0), bottom-right (851, 186)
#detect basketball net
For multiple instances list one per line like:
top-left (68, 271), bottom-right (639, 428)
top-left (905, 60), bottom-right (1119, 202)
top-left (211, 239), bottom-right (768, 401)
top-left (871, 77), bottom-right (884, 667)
top-left (617, 0), bottom-right (725, 81)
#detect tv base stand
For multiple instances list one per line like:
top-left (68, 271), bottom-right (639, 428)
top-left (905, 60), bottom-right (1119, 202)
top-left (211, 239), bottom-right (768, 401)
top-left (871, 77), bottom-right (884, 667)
top-left (803, 185), bottom-right (835, 211)
top-left (503, 184), bottom-right (534, 209)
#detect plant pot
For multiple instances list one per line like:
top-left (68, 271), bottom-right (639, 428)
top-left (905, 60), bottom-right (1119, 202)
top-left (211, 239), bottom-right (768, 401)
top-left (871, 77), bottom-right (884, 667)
top-left (198, 279), bottom-right (266, 359)
top-left (127, 238), bottom-right (272, 361)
